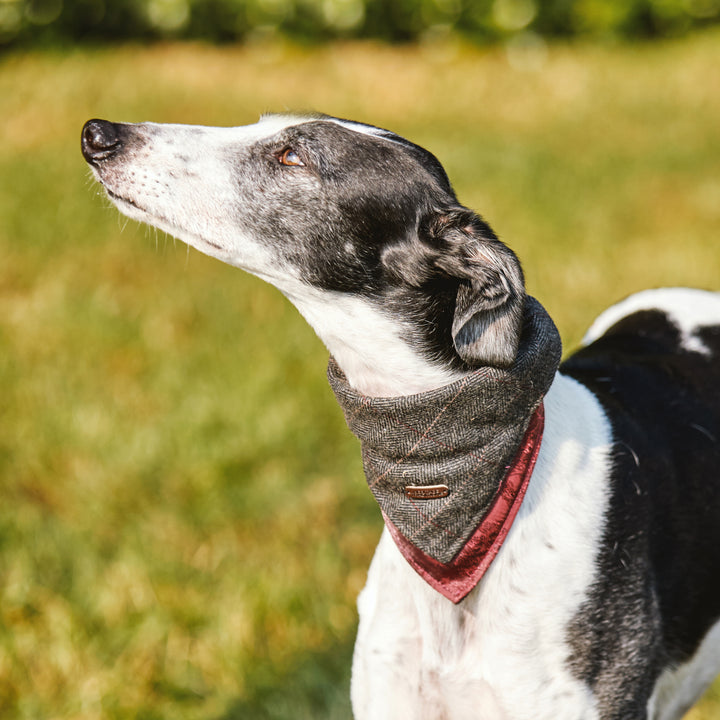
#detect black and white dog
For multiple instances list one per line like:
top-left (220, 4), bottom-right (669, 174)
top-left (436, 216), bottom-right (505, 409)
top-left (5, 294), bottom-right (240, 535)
top-left (81, 114), bottom-right (720, 720)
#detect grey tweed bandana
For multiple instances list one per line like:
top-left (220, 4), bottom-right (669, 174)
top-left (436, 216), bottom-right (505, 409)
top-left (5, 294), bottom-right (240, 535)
top-left (328, 297), bottom-right (562, 602)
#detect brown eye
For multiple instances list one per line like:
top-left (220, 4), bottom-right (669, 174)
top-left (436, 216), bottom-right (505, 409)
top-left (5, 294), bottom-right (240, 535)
top-left (278, 148), bottom-right (304, 167)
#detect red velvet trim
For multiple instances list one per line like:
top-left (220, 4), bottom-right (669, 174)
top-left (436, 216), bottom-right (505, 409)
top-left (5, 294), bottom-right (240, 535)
top-left (384, 403), bottom-right (545, 604)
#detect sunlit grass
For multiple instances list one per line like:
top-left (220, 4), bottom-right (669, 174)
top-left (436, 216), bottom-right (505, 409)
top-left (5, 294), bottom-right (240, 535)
top-left (1, 33), bottom-right (719, 718)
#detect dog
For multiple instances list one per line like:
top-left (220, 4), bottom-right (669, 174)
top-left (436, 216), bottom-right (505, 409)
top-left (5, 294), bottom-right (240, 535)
top-left (81, 114), bottom-right (720, 720)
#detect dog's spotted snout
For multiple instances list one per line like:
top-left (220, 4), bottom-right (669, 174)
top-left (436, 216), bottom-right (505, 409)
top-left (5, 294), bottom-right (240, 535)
top-left (82, 119), bottom-right (121, 164)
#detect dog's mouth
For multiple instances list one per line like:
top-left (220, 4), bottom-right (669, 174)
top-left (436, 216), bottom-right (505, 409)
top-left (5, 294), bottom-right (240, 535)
top-left (105, 187), bottom-right (143, 212)
top-left (102, 183), bottom-right (225, 254)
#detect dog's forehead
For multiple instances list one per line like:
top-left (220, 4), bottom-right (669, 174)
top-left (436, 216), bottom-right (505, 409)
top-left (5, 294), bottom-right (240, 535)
top-left (255, 112), bottom-right (404, 144)
top-left (252, 113), bottom-right (453, 193)
top-left (141, 112), bottom-right (420, 160)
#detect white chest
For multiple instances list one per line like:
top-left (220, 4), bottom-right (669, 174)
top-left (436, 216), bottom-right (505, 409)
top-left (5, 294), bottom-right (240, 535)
top-left (350, 374), bottom-right (612, 720)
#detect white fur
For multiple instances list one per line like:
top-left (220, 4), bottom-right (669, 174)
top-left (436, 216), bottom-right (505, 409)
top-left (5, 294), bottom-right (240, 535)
top-left (285, 285), bottom-right (465, 396)
top-left (87, 117), bottom-right (308, 281)
top-left (583, 287), bottom-right (720, 356)
top-left (647, 619), bottom-right (720, 720)
top-left (352, 373), bottom-right (611, 720)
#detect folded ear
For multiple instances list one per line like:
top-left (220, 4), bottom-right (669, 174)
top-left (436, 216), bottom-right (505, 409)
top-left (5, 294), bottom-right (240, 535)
top-left (383, 207), bottom-right (525, 367)
top-left (435, 209), bottom-right (525, 367)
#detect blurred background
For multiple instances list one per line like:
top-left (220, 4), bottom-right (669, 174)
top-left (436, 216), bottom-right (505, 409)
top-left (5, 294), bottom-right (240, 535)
top-left (1, 1), bottom-right (720, 718)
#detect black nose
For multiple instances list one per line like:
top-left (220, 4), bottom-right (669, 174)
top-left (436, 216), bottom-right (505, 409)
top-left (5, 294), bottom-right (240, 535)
top-left (81, 119), bottom-right (121, 163)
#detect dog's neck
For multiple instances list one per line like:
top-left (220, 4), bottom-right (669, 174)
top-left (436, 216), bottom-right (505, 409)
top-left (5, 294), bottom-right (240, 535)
top-left (284, 286), bottom-right (467, 397)
top-left (327, 296), bottom-right (563, 602)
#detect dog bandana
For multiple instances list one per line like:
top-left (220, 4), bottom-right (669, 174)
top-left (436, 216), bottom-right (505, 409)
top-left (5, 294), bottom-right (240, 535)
top-left (327, 297), bottom-right (562, 603)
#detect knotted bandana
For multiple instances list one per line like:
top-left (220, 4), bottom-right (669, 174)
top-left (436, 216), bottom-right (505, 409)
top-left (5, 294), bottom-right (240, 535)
top-left (328, 297), bottom-right (562, 602)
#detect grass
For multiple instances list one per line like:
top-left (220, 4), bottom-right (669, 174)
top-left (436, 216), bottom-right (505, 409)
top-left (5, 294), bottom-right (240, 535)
top-left (1, 32), bottom-right (720, 719)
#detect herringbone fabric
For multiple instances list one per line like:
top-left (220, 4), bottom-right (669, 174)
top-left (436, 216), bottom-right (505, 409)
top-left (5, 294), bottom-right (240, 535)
top-left (328, 297), bottom-right (562, 564)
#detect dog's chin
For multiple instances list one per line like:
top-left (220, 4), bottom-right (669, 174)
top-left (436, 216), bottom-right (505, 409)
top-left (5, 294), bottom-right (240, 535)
top-left (101, 184), bottom-right (228, 259)
top-left (98, 185), bottom-right (291, 286)
top-left (105, 188), bottom-right (146, 217)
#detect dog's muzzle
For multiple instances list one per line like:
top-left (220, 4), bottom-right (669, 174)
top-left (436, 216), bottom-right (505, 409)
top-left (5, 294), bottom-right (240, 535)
top-left (81, 119), bottom-right (121, 165)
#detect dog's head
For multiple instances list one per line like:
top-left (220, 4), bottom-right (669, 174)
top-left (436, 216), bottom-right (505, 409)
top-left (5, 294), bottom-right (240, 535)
top-left (82, 114), bottom-right (525, 381)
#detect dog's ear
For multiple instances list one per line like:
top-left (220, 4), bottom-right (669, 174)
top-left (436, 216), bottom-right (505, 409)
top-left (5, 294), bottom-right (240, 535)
top-left (434, 209), bottom-right (525, 367)
top-left (383, 207), bottom-right (525, 367)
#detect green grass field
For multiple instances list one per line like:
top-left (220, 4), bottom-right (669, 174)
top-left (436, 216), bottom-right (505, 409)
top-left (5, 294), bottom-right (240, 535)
top-left (1, 33), bottom-right (720, 719)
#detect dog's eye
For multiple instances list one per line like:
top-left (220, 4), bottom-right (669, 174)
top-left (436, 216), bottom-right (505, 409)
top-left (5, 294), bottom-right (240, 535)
top-left (278, 148), bottom-right (304, 167)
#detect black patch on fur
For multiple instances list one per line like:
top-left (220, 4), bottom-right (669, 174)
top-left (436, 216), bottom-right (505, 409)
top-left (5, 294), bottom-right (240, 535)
top-left (230, 119), bottom-right (524, 370)
top-left (561, 309), bottom-right (720, 718)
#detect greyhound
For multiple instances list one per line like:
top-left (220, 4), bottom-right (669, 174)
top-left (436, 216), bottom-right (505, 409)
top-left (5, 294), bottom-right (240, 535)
top-left (82, 114), bottom-right (720, 720)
